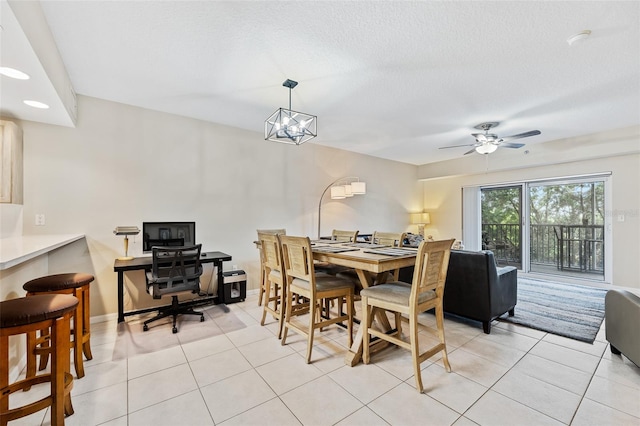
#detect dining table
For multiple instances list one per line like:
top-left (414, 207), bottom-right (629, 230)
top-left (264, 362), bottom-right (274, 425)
top-left (310, 241), bottom-right (418, 366)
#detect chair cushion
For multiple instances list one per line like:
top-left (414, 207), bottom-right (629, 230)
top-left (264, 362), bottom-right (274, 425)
top-left (291, 275), bottom-right (354, 292)
top-left (360, 282), bottom-right (436, 306)
top-left (23, 273), bottom-right (94, 292)
top-left (268, 270), bottom-right (283, 281)
top-left (1, 294), bottom-right (78, 328)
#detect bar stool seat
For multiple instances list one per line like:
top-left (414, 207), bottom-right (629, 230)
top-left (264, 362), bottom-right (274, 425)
top-left (1, 294), bottom-right (77, 426)
top-left (23, 273), bottom-right (94, 380)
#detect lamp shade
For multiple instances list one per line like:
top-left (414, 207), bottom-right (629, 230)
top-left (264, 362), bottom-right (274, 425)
top-left (350, 181), bottom-right (366, 194)
top-left (344, 184), bottom-right (354, 197)
top-left (411, 212), bottom-right (431, 225)
top-left (113, 226), bottom-right (140, 236)
top-left (330, 186), bottom-right (346, 199)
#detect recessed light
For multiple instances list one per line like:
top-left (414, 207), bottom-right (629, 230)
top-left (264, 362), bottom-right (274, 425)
top-left (567, 30), bottom-right (591, 46)
top-left (0, 67), bottom-right (30, 80)
top-left (24, 100), bottom-right (49, 109)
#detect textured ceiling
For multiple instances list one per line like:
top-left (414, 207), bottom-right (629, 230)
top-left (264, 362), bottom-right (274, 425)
top-left (4, 1), bottom-right (640, 165)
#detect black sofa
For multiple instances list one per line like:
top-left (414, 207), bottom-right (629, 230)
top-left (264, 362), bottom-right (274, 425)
top-left (399, 249), bottom-right (517, 333)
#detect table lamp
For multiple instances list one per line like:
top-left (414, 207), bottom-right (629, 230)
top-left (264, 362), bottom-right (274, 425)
top-left (113, 226), bottom-right (140, 260)
top-left (410, 212), bottom-right (431, 237)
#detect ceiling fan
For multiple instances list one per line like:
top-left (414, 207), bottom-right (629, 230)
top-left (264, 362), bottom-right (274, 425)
top-left (440, 122), bottom-right (541, 155)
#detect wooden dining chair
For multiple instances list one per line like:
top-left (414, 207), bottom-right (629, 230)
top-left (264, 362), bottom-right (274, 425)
top-left (257, 231), bottom-right (288, 338)
top-left (315, 229), bottom-right (360, 277)
top-left (372, 231), bottom-right (407, 247)
top-left (331, 229), bottom-right (358, 242)
top-left (360, 238), bottom-right (455, 393)
top-left (371, 231), bottom-right (407, 280)
top-left (337, 230), bottom-right (408, 314)
top-left (256, 229), bottom-right (286, 307)
top-left (280, 235), bottom-right (355, 363)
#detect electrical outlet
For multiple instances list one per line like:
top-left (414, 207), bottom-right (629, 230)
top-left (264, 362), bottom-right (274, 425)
top-left (617, 214), bottom-right (625, 222)
top-left (35, 214), bottom-right (45, 226)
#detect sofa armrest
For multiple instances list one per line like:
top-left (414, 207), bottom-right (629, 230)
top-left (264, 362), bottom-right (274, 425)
top-left (605, 289), bottom-right (640, 366)
top-left (489, 266), bottom-right (518, 316)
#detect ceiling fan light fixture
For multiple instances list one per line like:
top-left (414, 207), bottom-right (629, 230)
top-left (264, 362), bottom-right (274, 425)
top-left (475, 143), bottom-right (498, 154)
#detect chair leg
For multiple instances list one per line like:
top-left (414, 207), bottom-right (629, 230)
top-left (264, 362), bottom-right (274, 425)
top-left (346, 292), bottom-right (353, 348)
top-left (72, 308), bottom-right (85, 379)
top-left (306, 299), bottom-right (316, 363)
top-left (82, 287), bottom-right (92, 361)
top-left (142, 296), bottom-right (203, 333)
top-left (258, 266), bottom-right (266, 306)
top-left (276, 282), bottom-right (286, 339)
top-left (260, 279), bottom-right (273, 326)
top-left (281, 289), bottom-right (294, 346)
top-left (409, 313), bottom-right (424, 393)
top-left (37, 327), bottom-right (50, 371)
top-left (435, 305), bottom-right (451, 373)
top-left (362, 297), bottom-right (371, 364)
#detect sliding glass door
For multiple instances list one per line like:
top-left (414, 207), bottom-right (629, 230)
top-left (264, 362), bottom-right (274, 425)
top-left (528, 180), bottom-right (605, 279)
top-left (478, 176), bottom-right (608, 281)
top-left (481, 186), bottom-right (522, 269)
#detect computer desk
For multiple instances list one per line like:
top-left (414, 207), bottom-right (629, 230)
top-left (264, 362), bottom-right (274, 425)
top-left (113, 251), bottom-right (232, 323)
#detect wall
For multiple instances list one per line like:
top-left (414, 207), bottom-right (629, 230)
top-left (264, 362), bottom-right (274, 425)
top-left (17, 95), bottom-right (421, 318)
top-left (418, 140), bottom-right (640, 288)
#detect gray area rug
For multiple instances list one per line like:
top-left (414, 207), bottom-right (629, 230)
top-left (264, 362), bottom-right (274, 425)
top-left (499, 277), bottom-right (607, 344)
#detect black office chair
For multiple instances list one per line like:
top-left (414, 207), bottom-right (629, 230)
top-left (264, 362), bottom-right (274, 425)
top-left (143, 244), bottom-right (204, 333)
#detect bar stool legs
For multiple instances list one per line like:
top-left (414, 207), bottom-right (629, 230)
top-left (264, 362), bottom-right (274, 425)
top-left (23, 273), bottom-right (95, 382)
top-left (1, 294), bottom-right (78, 426)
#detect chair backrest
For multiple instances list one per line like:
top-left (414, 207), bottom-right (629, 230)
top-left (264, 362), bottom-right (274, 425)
top-left (279, 235), bottom-right (317, 296)
top-left (256, 228), bottom-right (286, 236)
top-left (332, 229), bottom-right (358, 242)
top-left (373, 231), bottom-right (406, 247)
top-left (411, 239), bottom-right (455, 304)
top-left (148, 244), bottom-right (203, 297)
top-left (258, 231), bottom-right (285, 274)
top-left (256, 229), bottom-right (286, 265)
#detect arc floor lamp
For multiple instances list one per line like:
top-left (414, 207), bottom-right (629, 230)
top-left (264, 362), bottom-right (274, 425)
top-left (317, 176), bottom-right (366, 239)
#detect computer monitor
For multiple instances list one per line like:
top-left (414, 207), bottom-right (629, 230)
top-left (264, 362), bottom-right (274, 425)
top-left (142, 221), bottom-right (196, 253)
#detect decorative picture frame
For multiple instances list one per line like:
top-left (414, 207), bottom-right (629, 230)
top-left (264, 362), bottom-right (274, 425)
top-left (159, 228), bottom-right (171, 240)
top-left (177, 226), bottom-right (189, 243)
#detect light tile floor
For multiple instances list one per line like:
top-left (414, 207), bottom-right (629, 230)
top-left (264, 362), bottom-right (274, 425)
top-left (10, 293), bottom-right (640, 426)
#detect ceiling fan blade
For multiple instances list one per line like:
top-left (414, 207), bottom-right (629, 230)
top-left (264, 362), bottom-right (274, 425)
top-left (439, 143), bottom-right (477, 149)
top-left (463, 148), bottom-right (477, 155)
top-left (500, 130), bottom-right (541, 142)
top-left (501, 142), bottom-right (525, 149)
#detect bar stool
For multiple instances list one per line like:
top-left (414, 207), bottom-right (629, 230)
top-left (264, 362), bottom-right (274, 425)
top-left (1, 294), bottom-right (77, 426)
top-left (23, 273), bottom-right (94, 380)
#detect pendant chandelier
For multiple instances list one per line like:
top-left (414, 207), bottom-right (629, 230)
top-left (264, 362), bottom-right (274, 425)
top-left (265, 79), bottom-right (317, 145)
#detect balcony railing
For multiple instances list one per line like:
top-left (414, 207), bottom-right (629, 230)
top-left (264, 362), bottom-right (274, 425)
top-left (482, 223), bottom-right (604, 276)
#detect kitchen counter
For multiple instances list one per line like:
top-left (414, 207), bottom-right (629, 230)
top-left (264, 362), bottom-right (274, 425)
top-left (0, 234), bottom-right (85, 270)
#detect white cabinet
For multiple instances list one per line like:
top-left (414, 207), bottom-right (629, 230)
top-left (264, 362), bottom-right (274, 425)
top-left (0, 120), bottom-right (23, 204)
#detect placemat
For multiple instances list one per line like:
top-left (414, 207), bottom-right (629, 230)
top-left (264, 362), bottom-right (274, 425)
top-left (310, 239), bottom-right (345, 245)
top-left (363, 247), bottom-right (417, 256)
top-left (312, 246), bottom-right (360, 253)
top-left (344, 242), bottom-right (390, 249)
